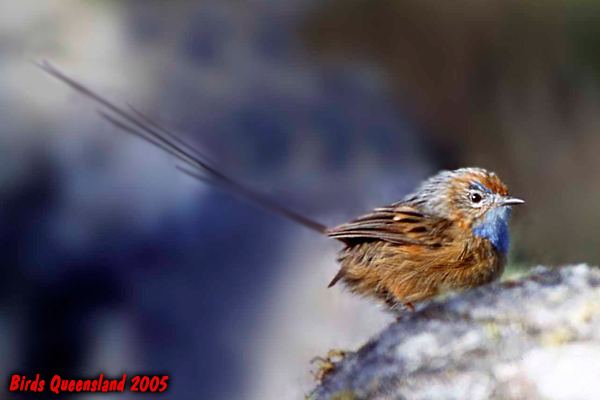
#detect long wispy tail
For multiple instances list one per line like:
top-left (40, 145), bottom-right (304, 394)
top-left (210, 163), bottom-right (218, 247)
top-left (36, 60), bottom-right (328, 234)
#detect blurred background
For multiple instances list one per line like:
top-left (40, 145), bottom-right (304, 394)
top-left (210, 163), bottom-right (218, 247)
top-left (1, 0), bottom-right (599, 398)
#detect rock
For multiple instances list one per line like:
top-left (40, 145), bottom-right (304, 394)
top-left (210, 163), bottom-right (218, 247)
top-left (308, 265), bottom-right (600, 400)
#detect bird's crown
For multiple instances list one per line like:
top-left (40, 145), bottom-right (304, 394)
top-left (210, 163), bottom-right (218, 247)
top-left (403, 167), bottom-right (519, 222)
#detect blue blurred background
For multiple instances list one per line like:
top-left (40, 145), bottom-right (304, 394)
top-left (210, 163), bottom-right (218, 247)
top-left (2, 0), bottom-right (600, 398)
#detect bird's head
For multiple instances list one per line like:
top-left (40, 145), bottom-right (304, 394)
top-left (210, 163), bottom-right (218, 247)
top-left (406, 167), bottom-right (524, 254)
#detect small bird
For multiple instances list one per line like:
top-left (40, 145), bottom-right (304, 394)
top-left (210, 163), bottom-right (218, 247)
top-left (326, 167), bottom-right (523, 311)
top-left (38, 62), bottom-right (524, 312)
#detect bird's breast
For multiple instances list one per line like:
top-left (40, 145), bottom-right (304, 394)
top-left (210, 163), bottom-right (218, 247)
top-left (471, 206), bottom-right (512, 255)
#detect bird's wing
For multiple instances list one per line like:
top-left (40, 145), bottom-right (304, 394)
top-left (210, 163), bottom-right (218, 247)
top-left (326, 203), bottom-right (450, 246)
top-left (36, 61), bottom-right (327, 234)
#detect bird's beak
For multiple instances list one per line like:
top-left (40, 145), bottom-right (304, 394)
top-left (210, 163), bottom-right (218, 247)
top-left (499, 196), bottom-right (525, 206)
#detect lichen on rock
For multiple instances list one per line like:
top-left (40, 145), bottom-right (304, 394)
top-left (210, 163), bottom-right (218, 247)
top-left (310, 265), bottom-right (600, 400)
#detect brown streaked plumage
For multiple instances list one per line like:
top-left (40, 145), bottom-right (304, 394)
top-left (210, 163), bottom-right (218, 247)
top-left (37, 62), bottom-right (524, 312)
top-left (328, 205), bottom-right (503, 309)
top-left (327, 168), bottom-right (523, 310)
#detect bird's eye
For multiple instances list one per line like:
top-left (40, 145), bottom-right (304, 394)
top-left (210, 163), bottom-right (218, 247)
top-left (469, 192), bottom-right (483, 203)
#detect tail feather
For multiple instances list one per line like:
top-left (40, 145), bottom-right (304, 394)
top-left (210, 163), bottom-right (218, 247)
top-left (36, 60), bottom-right (328, 234)
top-left (327, 268), bottom-right (346, 288)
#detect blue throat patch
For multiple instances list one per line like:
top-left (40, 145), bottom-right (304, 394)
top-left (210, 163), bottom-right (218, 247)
top-left (472, 206), bottom-right (512, 254)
